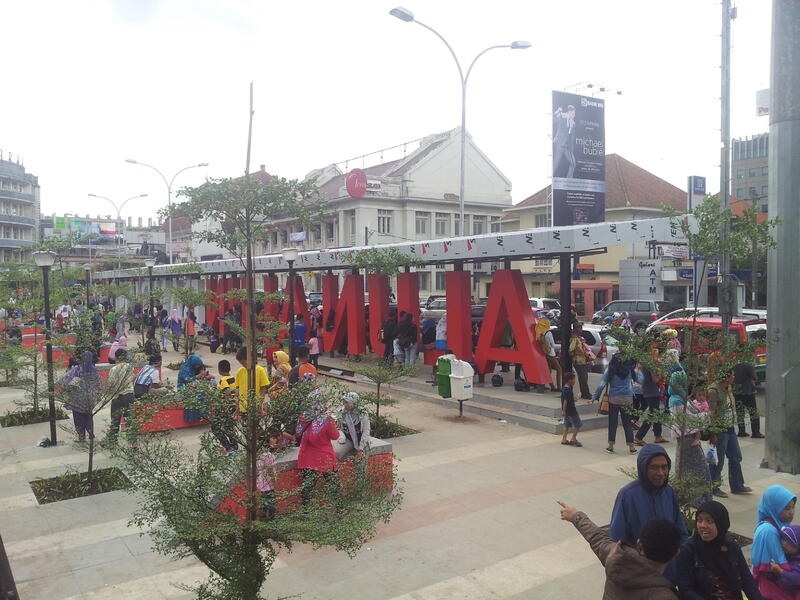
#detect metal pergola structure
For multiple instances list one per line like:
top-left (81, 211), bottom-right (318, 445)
top-left (95, 216), bottom-right (692, 279)
top-left (95, 215), bottom-right (694, 373)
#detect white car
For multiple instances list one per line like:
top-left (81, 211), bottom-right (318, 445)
top-left (550, 323), bottom-right (618, 374)
top-left (646, 306), bottom-right (767, 332)
top-left (529, 297), bottom-right (561, 310)
top-left (421, 299), bottom-right (447, 320)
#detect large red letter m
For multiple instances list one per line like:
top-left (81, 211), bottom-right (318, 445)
top-left (324, 274), bottom-right (366, 356)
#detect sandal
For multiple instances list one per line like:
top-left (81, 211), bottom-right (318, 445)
top-left (654, 437), bottom-right (670, 443)
top-left (629, 447), bottom-right (638, 454)
top-left (570, 440), bottom-right (583, 447)
top-left (633, 439), bottom-right (646, 446)
top-left (561, 441), bottom-right (571, 445)
top-left (605, 446), bottom-right (615, 454)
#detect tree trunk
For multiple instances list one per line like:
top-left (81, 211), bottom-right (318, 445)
top-left (87, 432), bottom-right (95, 488)
top-left (244, 214), bottom-right (259, 524)
top-left (376, 382), bottom-right (381, 418)
top-left (32, 352), bottom-right (38, 412)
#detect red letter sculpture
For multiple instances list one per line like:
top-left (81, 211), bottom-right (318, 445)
top-left (474, 270), bottom-right (550, 385)
top-left (325, 274), bottom-right (366, 356)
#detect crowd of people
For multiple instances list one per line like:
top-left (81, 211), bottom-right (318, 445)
top-left (51, 304), bottom-right (372, 520)
top-left (558, 443), bottom-right (798, 600)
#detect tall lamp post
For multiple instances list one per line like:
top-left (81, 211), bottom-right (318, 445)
top-left (144, 257), bottom-right (156, 328)
top-left (125, 160), bottom-right (209, 264)
top-left (33, 251), bottom-right (58, 446)
top-left (83, 263), bottom-right (91, 308)
top-left (88, 193), bottom-right (148, 270)
top-left (390, 7), bottom-right (530, 232)
top-left (282, 247), bottom-right (299, 365)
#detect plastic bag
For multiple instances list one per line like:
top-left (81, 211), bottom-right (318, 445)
top-left (706, 444), bottom-right (718, 466)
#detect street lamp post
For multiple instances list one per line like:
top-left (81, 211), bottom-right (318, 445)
top-left (390, 7), bottom-right (530, 232)
top-left (33, 251), bottom-right (58, 446)
top-left (144, 257), bottom-right (156, 329)
top-left (125, 160), bottom-right (209, 264)
top-left (88, 193), bottom-right (148, 270)
top-left (83, 264), bottom-right (91, 308)
top-left (282, 248), bottom-right (299, 365)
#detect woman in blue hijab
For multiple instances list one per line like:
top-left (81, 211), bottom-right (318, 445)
top-left (752, 485), bottom-right (797, 598)
top-left (177, 354), bottom-right (206, 422)
top-left (177, 354), bottom-right (205, 390)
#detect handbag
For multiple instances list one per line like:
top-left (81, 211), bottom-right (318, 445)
top-left (597, 384), bottom-right (610, 415)
top-left (580, 338), bottom-right (596, 362)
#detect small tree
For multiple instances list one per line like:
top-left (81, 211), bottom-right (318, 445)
top-left (58, 355), bottom-right (130, 487)
top-left (112, 370), bottom-right (402, 599)
top-left (348, 358), bottom-right (416, 418)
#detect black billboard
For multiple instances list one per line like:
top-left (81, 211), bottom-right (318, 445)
top-left (551, 91), bottom-right (605, 226)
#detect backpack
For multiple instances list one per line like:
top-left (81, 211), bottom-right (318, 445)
top-left (514, 379), bottom-right (530, 392)
top-left (539, 333), bottom-right (551, 355)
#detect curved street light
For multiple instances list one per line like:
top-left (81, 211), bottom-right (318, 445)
top-left (390, 7), bottom-right (530, 232)
top-left (125, 160), bottom-right (209, 264)
top-left (87, 192), bottom-right (148, 269)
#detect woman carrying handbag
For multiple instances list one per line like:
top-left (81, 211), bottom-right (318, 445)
top-left (592, 352), bottom-right (638, 454)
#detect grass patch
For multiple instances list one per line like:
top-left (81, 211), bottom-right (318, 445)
top-left (0, 406), bottom-right (69, 427)
top-left (30, 467), bottom-right (130, 504)
top-left (370, 414), bottom-right (418, 438)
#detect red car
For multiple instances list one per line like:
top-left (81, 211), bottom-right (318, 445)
top-left (651, 317), bottom-right (767, 382)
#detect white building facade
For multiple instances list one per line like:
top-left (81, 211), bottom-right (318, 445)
top-left (261, 128), bottom-right (513, 293)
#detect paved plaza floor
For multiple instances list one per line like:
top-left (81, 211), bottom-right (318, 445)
top-left (1, 345), bottom-right (798, 599)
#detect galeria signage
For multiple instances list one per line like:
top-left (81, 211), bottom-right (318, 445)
top-left (551, 90), bottom-right (606, 226)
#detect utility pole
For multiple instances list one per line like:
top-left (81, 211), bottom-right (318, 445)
top-left (764, 0), bottom-right (800, 474)
top-left (365, 226), bottom-right (369, 246)
top-left (750, 192), bottom-right (759, 309)
top-left (718, 0), bottom-right (735, 332)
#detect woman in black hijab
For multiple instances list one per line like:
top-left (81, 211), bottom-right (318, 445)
top-left (676, 500), bottom-right (763, 599)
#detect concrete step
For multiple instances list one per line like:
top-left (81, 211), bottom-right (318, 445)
top-left (388, 384), bottom-right (608, 435)
top-left (337, 376), bottom-right (608, 435)
top-left (391, 376), bottom-right (598, 419)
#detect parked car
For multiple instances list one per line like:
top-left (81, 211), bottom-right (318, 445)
top-left (592, 299), bottom-right (678, 330)
top-left (421, 299), bottom-right (447, 319)
top-left (529, 297), bottom-right (561, 311)
top-left (647, 306), bottom-right (767, 332)
top-left (306, 292), bottom-right (323, 307)
top-left (550, 323), bottom-right (618, 374)
top-left (650, 317), bottom-right (767, 382)
top-left (421, 295), bottom-right (446, 309)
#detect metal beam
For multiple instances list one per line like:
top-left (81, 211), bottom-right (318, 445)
top-left (94, 216), bottom-right (694, 281)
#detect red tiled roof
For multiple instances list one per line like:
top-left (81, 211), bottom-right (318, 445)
top-left (729, 196), bottom-right (768, 223)
top-left (249, 164), bottom-right (274, 183)
top-left (513, 154), bottom-right (686, 212)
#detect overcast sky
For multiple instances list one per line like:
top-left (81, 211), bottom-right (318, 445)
top-left (2, 0), bottom-right (770, 220)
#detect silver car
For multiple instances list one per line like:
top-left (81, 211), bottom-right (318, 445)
top-left (550, 323), bottom-right (618, 374)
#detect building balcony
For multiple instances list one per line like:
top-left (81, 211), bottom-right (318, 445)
top-left (0, 239), bottom-right (34, 248)
top-left (0, 214), bottom-right (35, 226)
top-left (0, 189), bottom-right (36, 203)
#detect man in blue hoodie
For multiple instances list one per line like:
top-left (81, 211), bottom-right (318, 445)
top-left (609, 443), bottom-right (688, 549)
